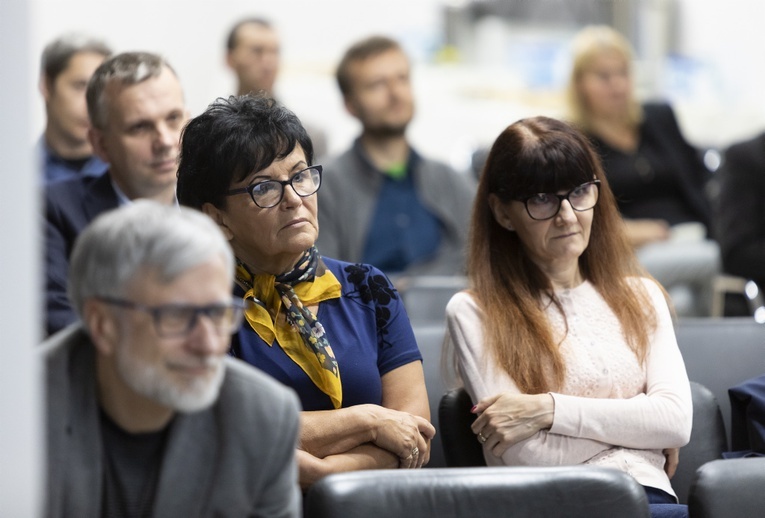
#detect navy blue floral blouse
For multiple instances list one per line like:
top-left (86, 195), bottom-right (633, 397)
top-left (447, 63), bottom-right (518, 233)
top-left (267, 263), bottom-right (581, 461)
top-left (231, 257), bottom-right (422, 411)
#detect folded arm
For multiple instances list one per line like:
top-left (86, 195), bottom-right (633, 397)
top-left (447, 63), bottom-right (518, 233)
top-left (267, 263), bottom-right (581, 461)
top-left (445, 284), bottom-right (691, 465)
top-left (297, 361), bottom-right (434, 487)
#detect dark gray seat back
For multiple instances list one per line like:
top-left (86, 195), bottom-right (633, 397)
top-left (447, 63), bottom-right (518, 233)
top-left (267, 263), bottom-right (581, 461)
top-left (305, 466), bottom-right (650, 518)
top-left (688, 458), bottom-right (765, 518)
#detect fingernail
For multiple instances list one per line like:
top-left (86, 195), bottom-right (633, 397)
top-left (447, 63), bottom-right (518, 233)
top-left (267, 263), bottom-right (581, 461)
top-left (470, 405), bottom-right (477, 413)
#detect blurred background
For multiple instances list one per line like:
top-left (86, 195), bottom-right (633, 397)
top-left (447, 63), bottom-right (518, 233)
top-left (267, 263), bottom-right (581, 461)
top-left (3, 0), bottom-right (764, 513)
top-left (26, 0), bottom-right (765, 167)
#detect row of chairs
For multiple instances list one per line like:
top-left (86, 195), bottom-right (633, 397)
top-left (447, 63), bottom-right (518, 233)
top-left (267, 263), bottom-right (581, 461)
top-left (405, 312), bottom-right (765, 516)
top-left (303, 381), bottom-right (763, 517)
top-left (304, 459), bottom-right (765, 518)
top-left (438, 382), bottom-right (725, 505)
top-left (415, 316), bottom-right (765, 471)
top-left (399, 274), bottom-right (765, 323)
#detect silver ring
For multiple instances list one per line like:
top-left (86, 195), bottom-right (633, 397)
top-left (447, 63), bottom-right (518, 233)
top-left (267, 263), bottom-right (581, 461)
top-left (411, 446), bottom-right (419, 457)
top-left (477, 432), bottom-right (487, 444)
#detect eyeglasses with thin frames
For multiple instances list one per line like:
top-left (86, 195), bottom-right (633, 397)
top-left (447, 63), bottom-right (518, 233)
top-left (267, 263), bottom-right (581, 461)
top-left (97, 296), bottom-right (245, 338)
top-left (224, 165), bottom-right (322, 209)
top-left (517, 180), bottom-right (601, 221)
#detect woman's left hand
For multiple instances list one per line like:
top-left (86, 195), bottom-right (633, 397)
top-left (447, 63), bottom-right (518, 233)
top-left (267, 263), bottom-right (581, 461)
top-left (471, 392), bottom-right (555, 458)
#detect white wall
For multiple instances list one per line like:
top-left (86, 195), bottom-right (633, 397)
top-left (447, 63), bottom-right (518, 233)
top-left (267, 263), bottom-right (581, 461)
top-left (1, 0), bottom-right (42, 515)
top-left (673, 0), bottom-right (765, 147)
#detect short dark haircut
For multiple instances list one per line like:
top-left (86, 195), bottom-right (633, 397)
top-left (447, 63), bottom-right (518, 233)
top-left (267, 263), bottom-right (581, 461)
top-left (177, 95), bottom-right (313, 210)
top-left (86, 51), bottom-right (175, 130)
top-left (336, 35), bottom-right (403, 97)
top-left (226, 18), bottom-right (273, 51)
top-left (41, 33), bottom-right (112, 84)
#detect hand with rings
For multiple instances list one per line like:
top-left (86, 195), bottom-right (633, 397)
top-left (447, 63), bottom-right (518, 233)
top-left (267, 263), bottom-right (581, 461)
top-left (399, 444), bottom-right (422, 469)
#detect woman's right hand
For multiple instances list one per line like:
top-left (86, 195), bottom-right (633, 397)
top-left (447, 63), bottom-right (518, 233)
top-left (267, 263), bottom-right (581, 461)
top-left (366, 405), bottom-right (436, 469)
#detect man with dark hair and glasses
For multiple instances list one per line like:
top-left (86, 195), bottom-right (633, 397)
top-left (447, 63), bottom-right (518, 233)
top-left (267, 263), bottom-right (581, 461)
top-left (41, 200), bottom-right (301, 517)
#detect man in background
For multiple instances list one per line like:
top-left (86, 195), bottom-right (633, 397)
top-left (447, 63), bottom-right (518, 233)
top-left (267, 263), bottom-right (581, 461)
top-left (42, 201), bottom-right (301, 517)
top-left (226, 17), bottom-right (280, 97)
top-left (318, 36), bottom-right (476, 277)
top-left (225, 17), bottom-right (327, 157)
top-left (45, 51), bottom-right (188, 335)
top-left (39, 33), bottom-right (112, 183)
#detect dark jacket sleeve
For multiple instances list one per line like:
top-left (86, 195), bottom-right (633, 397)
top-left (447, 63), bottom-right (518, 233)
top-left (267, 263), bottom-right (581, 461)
top-left (716, 134), bottom-right (765, 284)
top-left (44, 190), bottom-right (80, 336)
top-left (643, 102), bottom-right (714, 230)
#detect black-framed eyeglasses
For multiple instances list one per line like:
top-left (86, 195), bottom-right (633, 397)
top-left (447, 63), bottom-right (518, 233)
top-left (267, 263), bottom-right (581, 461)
top-left (224, 165), bottom-right (323, 209)
top-left (97, 296), bottom-right (245, 338)
top-left (518, 180), bottom-right (601, 221)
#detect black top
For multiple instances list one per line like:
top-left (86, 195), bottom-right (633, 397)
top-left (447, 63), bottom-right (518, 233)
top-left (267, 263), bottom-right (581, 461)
top-left (716, 132), bottom-right (765, 285)
top-left (99, 409), bottom-right (171, 518)
top-left (587, 102), bottom-right (713, 230)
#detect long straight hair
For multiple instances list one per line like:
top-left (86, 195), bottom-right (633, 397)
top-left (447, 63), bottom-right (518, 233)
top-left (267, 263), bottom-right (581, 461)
top-left (468, 116), bottom-right (658, 393)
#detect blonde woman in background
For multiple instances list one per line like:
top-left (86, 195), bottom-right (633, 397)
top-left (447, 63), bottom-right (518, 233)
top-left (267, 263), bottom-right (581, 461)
top-left (566, 25), bottom-right (719, 316)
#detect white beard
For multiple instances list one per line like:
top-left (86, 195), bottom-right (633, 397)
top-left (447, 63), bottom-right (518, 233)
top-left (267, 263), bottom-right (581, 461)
top-left (116, 347), bottom-right (225, 413)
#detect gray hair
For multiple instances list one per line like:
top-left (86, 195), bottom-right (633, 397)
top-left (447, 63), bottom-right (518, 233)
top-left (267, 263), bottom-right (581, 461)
top-left (40, 33), bottom-right (112, 84)
top-left (86, 51), bottom-right (177, 129)
top-left (68, 200), bottom-right (234, 317)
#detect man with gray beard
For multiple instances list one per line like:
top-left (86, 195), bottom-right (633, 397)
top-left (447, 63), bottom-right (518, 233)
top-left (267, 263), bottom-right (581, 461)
top-left (41, 201), bottom-right (301, 518)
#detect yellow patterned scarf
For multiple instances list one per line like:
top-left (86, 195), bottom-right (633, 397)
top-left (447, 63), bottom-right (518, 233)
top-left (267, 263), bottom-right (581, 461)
top-left (235, 247), bottom-right (343, 408)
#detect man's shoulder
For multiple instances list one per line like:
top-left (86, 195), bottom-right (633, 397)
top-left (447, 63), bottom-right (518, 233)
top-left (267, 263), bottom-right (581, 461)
top-left (322, 145), bottom-right (365, 177)
top-left (40, 324), bottom-right (90, 363)
top-left (219, 358), bottom-right (300, 410)
top-left (214, 359), bottom-right (300, 443)
top-left (40, 324), bottom-right (95, 398)
top-left (416, 154), bottom-right (460, 176)
top-left (45, 173), bottom-right (114, 205)
top-left (45, 173), bottom-right (119, 228)
top-left (414, 153), bottom-right (476, 195)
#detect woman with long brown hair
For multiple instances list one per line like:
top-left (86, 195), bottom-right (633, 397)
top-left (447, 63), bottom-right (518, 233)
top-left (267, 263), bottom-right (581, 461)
top-left (445, 116), bottom-right (692, 517)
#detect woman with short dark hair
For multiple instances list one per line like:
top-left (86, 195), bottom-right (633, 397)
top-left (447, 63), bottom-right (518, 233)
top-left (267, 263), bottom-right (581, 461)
top-left (177, 95), bottom-right (434, 489)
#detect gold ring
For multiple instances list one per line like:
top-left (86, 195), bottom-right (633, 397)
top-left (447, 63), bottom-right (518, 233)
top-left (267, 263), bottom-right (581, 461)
top-left (477, 432), bottom-right (487, 444)
top-left (411, 446), bottom-right (419, 457)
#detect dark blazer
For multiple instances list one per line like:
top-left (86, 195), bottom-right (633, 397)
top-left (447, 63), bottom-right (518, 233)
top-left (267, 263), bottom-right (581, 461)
top-left (42, 324), bottom-right (302, 518)
top-left (44, 173), bottom-right (120, 336)
top-left (729, 374), bottom-right (765, 454)
top-left (588, 102), bottom-right (714, 231)
top-left (716, 132), bottom-right (765, 286)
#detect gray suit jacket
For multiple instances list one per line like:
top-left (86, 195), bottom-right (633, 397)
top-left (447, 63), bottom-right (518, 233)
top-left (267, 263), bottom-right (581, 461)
top-left (42, 324), bottom-right (301, 518)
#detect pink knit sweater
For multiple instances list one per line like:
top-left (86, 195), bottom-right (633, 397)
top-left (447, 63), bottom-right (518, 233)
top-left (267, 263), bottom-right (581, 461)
top-left (445, 278), bottom-right (692, 498)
